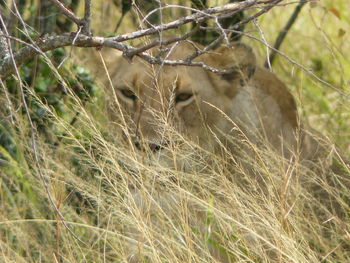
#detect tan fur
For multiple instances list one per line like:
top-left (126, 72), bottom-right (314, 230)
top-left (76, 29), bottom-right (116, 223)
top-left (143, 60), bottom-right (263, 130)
top-left (91, 41), bottom-right (348, 262)
top-left (97, 42), bottom-right (306, 159)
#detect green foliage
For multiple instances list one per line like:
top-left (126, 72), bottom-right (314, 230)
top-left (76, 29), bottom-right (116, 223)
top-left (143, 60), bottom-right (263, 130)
top-left (0, 123), bottom-right (17, 160)
top-left (3, 48), bottom-right (98, 141)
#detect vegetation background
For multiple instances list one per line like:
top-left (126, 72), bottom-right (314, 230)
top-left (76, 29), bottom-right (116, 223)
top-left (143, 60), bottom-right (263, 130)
top-left (0, 0), bottom-right (349, 262)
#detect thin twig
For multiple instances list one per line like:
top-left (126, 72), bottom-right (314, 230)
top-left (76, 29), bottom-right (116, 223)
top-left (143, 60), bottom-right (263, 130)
top-left (253, 19), bottom-right (272, 71)
top-left (184, 34), bottom-right (224, 62)
top-left (0, 0), bottom-right (280, 79)
top-left (213, 27), bottom-right (347, 96)
top-left (123, 27), bottom-right (200, 58)
top-left (49, 0), bottom-right (82, 25)
top-left (49, 0), bottom-right (91, 35)
top-left (108, 0), bottom-right (258, 42)
top-left (264, 0), bottom-right (307, 68)
top-left (231, 0), bottom-right (283, 31)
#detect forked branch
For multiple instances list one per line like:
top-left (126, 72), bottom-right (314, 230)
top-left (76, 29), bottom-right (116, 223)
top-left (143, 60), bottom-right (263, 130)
top-left (48, 0), bottom-right (92, 34)
top-left (0, 0), bottom-right (286, 79)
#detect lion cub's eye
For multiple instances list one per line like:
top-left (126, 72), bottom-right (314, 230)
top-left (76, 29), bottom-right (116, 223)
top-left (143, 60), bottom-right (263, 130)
top-left (120, 89), bottom-right (137, 100)
top-left (175, 93), bottom-right (193, 103)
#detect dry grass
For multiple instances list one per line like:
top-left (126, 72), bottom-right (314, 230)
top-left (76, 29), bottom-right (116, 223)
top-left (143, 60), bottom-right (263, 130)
top-left (1, 0), bottom-right (349, 262)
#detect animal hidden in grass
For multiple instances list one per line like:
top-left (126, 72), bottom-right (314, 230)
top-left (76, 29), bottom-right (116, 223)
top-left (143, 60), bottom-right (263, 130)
top-left (97, 41), bottom-right (331, 164)
top-left (91, 41), bottom-right (349, 262)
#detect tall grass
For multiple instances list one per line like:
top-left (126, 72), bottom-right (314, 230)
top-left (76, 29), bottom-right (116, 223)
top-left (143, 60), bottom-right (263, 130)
top-left (1, 1), bottom-right (349, 262)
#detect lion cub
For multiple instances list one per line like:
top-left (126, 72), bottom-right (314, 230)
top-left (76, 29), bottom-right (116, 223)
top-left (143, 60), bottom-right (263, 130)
top-left (100, 41), bottom-right (320, 162)
top-left (94, 41), bottom-right (348, 262)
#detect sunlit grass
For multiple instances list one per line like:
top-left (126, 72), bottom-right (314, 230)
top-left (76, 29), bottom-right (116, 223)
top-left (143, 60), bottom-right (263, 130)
top-left (0, 1), bottom-right (349, 262)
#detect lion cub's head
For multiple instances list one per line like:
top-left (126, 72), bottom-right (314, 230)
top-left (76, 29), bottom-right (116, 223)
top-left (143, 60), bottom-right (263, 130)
top-left (105, 42), bottom-right (257, 153)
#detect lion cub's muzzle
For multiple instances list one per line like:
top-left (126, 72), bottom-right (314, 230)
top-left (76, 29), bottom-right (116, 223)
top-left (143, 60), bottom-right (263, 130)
top-left (122, 125), bottom-right (171, 153)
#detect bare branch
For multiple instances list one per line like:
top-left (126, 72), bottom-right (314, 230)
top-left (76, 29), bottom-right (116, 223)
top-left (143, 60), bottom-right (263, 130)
top-left (0, 33), bottom-right (102, 79)
top-left (184, 34), bottom-right (224, 62)
top-left (48, 0), bottom-right (91, 35)
top-left (49, 0), bottom-right (82, 26)
top-left (0, 33), bottom-right (232, 79)
top-left (0, 14), bottom-right (10, 60)
top-left (0, 29), bottom-right (10, 60)
top-left (108, 0), bottom-right (258, 43)
top-left (124, 26), bottom-right (200, 58)
top-left (82, 0), bottom-right (92, 34)
top-left (1, 0), bottom-right (284, 79)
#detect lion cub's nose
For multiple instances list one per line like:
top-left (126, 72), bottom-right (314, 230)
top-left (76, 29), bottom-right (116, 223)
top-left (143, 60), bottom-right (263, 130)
top-left (134, 141), bottom-right (165, 152)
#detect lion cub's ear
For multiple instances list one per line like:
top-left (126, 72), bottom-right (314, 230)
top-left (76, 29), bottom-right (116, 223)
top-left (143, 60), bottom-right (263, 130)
top-left (202, 43), bottom-right (257, 98)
